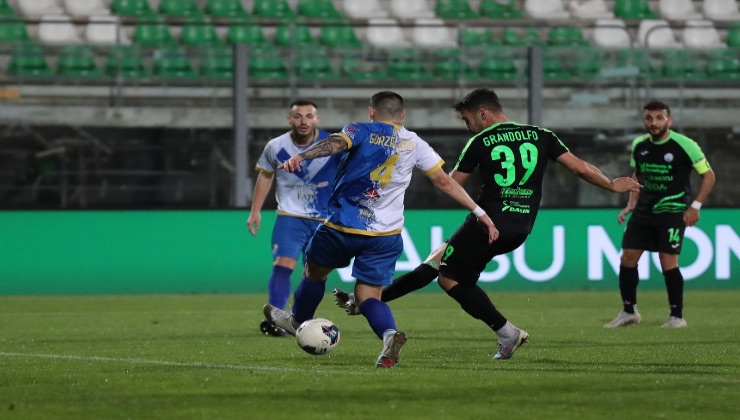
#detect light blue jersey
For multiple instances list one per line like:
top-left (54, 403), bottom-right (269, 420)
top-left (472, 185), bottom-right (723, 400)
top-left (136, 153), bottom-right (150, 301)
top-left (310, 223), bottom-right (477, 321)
top-left (255, 129), bottom-right (338, 219)
top-left (327, 122), bottom-right (444, 235)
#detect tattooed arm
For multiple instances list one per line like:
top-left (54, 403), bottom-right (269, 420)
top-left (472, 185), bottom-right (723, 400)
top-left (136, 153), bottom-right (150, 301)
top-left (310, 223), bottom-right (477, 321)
top-left (279, 135), bottom-right (349, 173)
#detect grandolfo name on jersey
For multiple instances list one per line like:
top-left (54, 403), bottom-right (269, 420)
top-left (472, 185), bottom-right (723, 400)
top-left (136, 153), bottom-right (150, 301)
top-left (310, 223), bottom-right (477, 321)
top-left (369, 134), bottom-right (415, 150)
top-left (482, 130), bottom-right (539, 146)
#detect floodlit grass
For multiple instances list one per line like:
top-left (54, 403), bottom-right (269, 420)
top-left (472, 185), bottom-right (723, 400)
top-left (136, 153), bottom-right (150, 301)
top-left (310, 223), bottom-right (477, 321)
top-left (1, 290), bottom-right (739, 419)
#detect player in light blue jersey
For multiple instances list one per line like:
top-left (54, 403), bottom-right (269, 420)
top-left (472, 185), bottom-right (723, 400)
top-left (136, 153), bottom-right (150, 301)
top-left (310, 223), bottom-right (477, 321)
top-left (263, 91), bottom-right (497, 367)
top-left (247, 100), bottom-right (339, 337)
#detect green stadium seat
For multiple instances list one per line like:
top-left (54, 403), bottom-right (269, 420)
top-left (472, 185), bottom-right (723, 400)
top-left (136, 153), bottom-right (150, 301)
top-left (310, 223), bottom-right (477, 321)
top-left (111, 0), bottom-right (156, 17)
top-left (707, 50), bottom-right (740, 80)
top-left (0, 19), bottom-right (31, 44)
top-left (297, 0), bottom-right (342, 19)
top-left (618, 48), bottom-right (659, 78)
top-left (433, 48), bottom-right (477, 80)
top-left (253, 0), bottom-right (295, 19)
top-left (57, 45), bottom-right (104, 78)
top-left (661, 50), bottom-right (705, 80)
top-left (106, 46), bottom-right (150, 78)
top-left (542, 49), bottom-right (570, 80)
top-left (200, 44), bottom-right (233, 79)
top-left (274, 22), bottom-right (316, 47)
top-left (727, 22), bottom-right (740, 48)
top-left (133, 18), bottom-right (175, 47)
top-left (295, 48), bottom-right (338, 80)
top-left (460, 28), bottom-right (490, 47)
top-left (479, 0), bottom-right (523, 18)
top-left (8, 45), bottom-right (54, 77)
top-left (503, 27), bottom-right (542, 46)
top-left (227, 23), bottom-right (269, 46)
top-left (614, 0), bottom-right (658, 19)
top-left (205, 0), bottom-right (250, 18)
top-left (435, 0), bottom-right (479, 19)
top-left (248, 48), bottom-right (288, 80)
top-left (319, 20), bottom-right (362, 48)
top-left (153, 47), bottom-right (198, 79)
top-left (479, 57), bottom-right (518, 80)
top-left (570, 48), bottom-right (603, 78)
top-left (548, 27), bottom-right (589, 46)
top-left (159, 0), bottom-right (202, 18)
top-left (387, 49), bottom-right (433, 81)
top-left (0, 0), bottom-right (17, 16)
top-left (341, 50), bottom-right (387, 81)
top-left (181, 16), bottom-right (222, 46)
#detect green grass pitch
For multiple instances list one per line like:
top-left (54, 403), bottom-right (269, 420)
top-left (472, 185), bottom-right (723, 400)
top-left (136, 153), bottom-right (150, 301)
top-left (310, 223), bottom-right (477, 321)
top-left (1, 290), bottom-right (739, 419)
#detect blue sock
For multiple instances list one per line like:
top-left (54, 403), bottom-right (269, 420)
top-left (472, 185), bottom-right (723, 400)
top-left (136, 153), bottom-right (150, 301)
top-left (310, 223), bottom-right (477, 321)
top-left (291, 276), bottom-right (326, 324)
top-left (359, 298), bottom-right (397, 340)
top-left (268, 266), bottom-right (293, 309)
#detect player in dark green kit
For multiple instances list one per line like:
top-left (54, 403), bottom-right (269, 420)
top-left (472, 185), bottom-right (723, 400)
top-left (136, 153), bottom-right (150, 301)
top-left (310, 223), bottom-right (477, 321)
top-left (336, 88), bottom-right (641, 360)
top-left (604, 101), bottom-right (715, 329)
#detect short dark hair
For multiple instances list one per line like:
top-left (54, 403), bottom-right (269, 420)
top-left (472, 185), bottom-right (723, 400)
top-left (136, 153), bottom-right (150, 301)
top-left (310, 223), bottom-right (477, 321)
top-left (289, 99), bottom-right (318, 110)
top-left (370, 91), bottom-right (404, 118)
top-left (454, 88), bottom-right (503, 113)
top-left (643, 101), bottom-right (670, 116)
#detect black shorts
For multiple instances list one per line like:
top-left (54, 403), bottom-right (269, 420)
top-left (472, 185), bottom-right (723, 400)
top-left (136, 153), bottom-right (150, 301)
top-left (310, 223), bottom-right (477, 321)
top-left (622, 216), bottom-right (686, 254)
top-left (439, 214), bottom-right (528, 285)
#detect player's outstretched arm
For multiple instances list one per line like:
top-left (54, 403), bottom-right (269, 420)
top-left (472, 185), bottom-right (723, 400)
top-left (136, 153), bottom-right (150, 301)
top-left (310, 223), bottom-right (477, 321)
top-left (556, 152), bottom-right (642, 193)
top-left (618, 171), bottom-right (640, 225)
top-left (427, 168), bottom-right (499, 244)
top-left (247, 171), bottom-right (275, 236)
top-left (279, 135), bottom-right (349, 173)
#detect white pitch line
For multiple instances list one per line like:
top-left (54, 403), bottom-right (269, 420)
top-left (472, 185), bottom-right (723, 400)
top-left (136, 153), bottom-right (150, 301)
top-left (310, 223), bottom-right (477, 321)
top-left (0, 352), bottom-right (370, 375)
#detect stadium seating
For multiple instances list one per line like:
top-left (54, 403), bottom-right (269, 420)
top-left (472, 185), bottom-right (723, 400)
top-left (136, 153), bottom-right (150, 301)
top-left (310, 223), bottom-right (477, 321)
top-left (319, 19), bottom-right (362, 48)
top-left (387, 48), bottom-right (432, 81)
top-left (524, 0), bottom-right (569, 19)
top-left (133, 17), bottom-right (175, 47)
top-left (342, 0), bottom-right (389, 19)
top-left (592, 18), bottom-right (632, 48)
top-left (111, 0), bottom-right (155, 17)
top-left (433, 48), bottom-right (477, 80)
top-left (637, 19), bottom-right (681, 48)
top-left (661, 49), bottom-right (704, 79)
top-left (38, 15), bottom-right (82, 44)
top-left (105, 45), bottom-right (150, 78)
top-left (63, 0), bottom-right (110, 17)
top-left (570, 47), bottom-right (604, 78)
top-left (479, 46), bottom-right (518, 79)
top-left (8, 44), bottom-right (54, 76)
top-left (159, 0), bottom-right (202, 18)
top-left (181, 16), bottom-right (222, 46)
top-left (227, 23), bottom-right (269, 46)
top-left (57, 45), bottom-right (103, 77)
top-left (479, 0), bottom-right (524, 19)
top-left (85, 15), bottom-right (130, 45)
top-left (658, 0), bottom-right (701, 21)
top-left (0, 19), bottom-right (31, 44)
top-left (248, 48), bottom-right (288, 80)
top-left (274, 21), bottom-right (316, 47)
top-left (728, 22), bottom-right (740, 48)
top-left (297, 0), bottom-right (342, 19)
top-left (17, 0), bottom-right (63, 17)
top-left (389, 0), bottom-right (435, 19)
top-left (618, 48), bottom-right (658, 78)
top-left (204, 0), bottom-right (249, 18)
top-left (503, 27), bottom-right (543, 46)
top-left (614, 0), bottom-right (658, 19)
top-left (548, 27), bottom-right (589, 46)
top-left (703, 0), bottom-right (740, 21)
top-left (706, 49), bottom-right (740, 80)
top-left (200, 44), bottom-right (233, 79)
top-left (0, 0), bottom-right (17, 16)
top-left (253, 0), bottom-right (295, 19)
top-left (411, 18), bottom-right (457, 49)
top-left (153, 46), bottom-right (198, 79)
top-left (295, 48), bottom-right (338, 80)
top-left (460, 28), bottom-right (491, 46)
top-left (435, 0), bottom-right (478, 19)
top-left (682, 20), bottom-right (726, 50)
top-left (366, 18), bottom-right (410, 48)
top-left (568, 0), bottom-right (614, 19)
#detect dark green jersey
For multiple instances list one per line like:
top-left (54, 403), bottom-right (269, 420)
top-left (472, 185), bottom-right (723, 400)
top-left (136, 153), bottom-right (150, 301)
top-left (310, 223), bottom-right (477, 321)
top-left (453, 122), bottom-right (569, 234)
top-left (630, 130), bottom-right (711, 222)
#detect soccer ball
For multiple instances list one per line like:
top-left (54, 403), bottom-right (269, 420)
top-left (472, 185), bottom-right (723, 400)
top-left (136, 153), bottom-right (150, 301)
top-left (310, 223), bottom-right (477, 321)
top-left (295, 318), bottom-right (340, 355)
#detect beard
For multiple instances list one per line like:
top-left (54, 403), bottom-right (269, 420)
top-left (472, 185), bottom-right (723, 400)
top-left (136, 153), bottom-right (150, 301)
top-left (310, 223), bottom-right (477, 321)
top-left (648, 126), bottom-right (668, 140)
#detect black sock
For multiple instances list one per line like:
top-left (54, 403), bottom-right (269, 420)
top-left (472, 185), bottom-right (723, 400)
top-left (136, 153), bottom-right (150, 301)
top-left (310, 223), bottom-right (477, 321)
top-left (619, 265), bottom-right (640, 313)
top-left (381, 264), bottom-right (438, 303)
top-left (663, 267), bottom-right (684, 318)
top-left (445, 284), bottom-right (508, 331)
